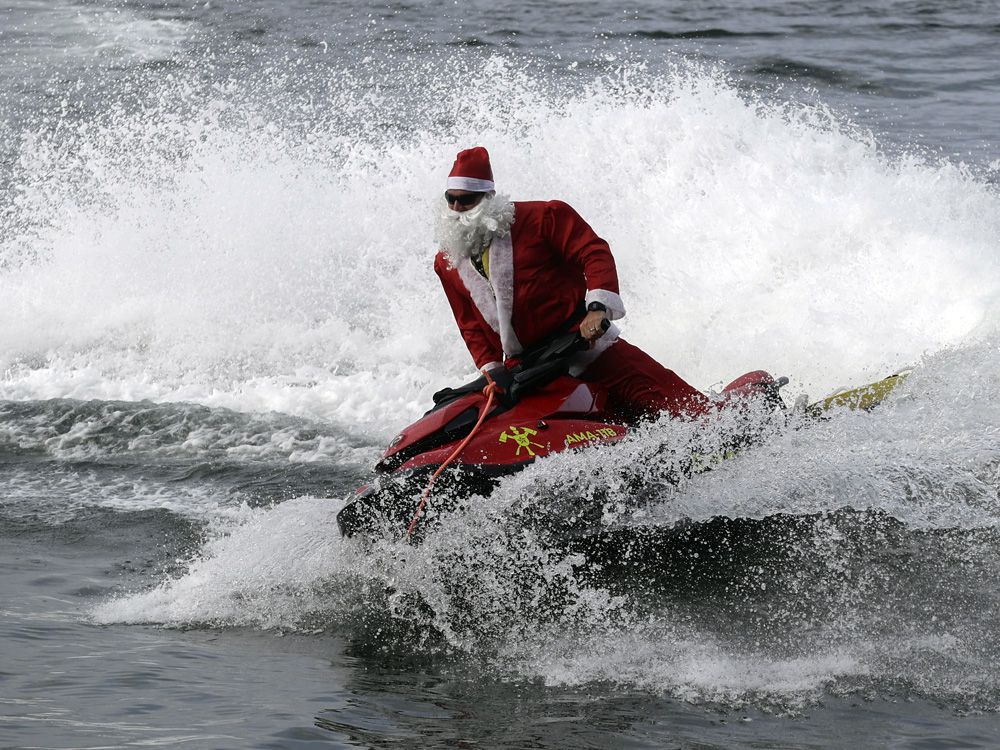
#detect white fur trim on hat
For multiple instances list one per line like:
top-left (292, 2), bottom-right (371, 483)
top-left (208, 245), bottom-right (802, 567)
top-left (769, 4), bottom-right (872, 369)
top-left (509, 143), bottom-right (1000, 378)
top-left (447, 176), bottom-right (496, 192)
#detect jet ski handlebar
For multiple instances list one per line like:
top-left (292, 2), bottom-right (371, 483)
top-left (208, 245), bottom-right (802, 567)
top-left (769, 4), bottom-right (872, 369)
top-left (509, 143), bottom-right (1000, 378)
top-left (430, 320), bottom-right (610, 411)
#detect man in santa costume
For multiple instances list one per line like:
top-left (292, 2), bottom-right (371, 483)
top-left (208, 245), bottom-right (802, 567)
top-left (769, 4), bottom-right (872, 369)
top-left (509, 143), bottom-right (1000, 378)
top-left (434, 146), bottom-right (712, 420)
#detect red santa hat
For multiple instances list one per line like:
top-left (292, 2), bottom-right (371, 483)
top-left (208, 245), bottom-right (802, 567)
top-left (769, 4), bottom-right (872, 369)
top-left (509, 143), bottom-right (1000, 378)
top-left (447, 146), bottom-right (495, 192)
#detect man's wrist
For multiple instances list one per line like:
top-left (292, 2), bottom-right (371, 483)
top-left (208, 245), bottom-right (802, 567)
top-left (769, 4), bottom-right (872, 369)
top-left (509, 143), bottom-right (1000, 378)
top-left (586, 301), bottom-right (607, 314)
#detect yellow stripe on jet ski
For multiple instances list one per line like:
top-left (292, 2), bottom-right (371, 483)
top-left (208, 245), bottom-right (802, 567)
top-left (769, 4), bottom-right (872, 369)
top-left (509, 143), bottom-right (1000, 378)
top-left (812, 371), bottom-right (910, 414)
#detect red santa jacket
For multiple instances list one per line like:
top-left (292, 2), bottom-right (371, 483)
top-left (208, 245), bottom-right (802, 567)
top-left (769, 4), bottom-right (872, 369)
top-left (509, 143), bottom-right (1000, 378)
top-left (434, 200), bottom-right (625, 372)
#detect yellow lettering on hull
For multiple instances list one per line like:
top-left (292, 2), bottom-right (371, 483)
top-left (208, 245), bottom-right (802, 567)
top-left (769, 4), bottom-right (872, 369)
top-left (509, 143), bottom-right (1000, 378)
top-left (563, 427), bottom-right (622, 447)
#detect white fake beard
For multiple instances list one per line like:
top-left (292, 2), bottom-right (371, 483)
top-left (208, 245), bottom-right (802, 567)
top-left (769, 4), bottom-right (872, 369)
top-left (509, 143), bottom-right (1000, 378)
top-left (434, 193), bottom-right (515, 263)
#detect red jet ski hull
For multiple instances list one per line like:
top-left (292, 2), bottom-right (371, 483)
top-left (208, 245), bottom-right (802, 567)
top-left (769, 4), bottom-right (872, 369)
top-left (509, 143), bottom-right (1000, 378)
top-left (337, 369), bottom-right (783, 539)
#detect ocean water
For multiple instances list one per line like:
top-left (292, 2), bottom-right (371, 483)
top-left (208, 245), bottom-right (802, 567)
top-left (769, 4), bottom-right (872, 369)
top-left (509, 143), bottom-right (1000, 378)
top-left (2, 1), bottom-right (1000, 747)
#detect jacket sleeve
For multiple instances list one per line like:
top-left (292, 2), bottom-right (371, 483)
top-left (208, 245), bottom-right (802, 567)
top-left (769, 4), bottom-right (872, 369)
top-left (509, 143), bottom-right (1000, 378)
top-left (542, 200), bottom-right (626, 320)
top-left (434, 254), bottom-right (504, 371)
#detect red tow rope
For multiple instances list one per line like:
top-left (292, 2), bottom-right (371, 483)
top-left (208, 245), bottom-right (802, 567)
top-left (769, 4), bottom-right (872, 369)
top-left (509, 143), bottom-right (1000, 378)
top-left (404, 371), bottom-right (499, 539)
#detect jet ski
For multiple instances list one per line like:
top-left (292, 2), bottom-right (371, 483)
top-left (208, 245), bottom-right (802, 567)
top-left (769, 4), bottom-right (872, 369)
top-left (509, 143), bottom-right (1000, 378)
top-left (336, 321), bottom-right (910, 542)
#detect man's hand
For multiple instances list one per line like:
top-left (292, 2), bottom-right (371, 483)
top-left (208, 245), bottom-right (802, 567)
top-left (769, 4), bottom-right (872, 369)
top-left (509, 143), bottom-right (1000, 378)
top-left (580, 310), bottom-right (608, 342)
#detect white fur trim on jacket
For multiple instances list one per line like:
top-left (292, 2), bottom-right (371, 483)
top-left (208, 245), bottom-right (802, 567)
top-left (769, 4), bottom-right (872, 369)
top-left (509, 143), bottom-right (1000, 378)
top-left (487, 233), bottom-right (524, 356)
top-left (456, 258), bottom-right (501, 334)
top-left (585, 289), bottom-right (626, 321)
top-left (446, 176), bottom-right (495, 192)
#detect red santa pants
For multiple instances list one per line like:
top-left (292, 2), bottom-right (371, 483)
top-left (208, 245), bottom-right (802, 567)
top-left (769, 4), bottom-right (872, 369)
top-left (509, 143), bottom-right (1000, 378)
top-left (579, 339), bottom-right (712, 421)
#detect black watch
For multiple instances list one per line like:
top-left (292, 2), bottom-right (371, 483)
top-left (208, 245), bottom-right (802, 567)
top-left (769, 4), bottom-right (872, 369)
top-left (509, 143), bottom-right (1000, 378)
top-left (586, 301), bottom-right (607, 313)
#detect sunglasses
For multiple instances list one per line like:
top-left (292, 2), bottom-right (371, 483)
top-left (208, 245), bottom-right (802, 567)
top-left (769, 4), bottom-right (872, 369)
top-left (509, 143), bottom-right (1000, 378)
top-left (444, 191), bottom-right (485, 207)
